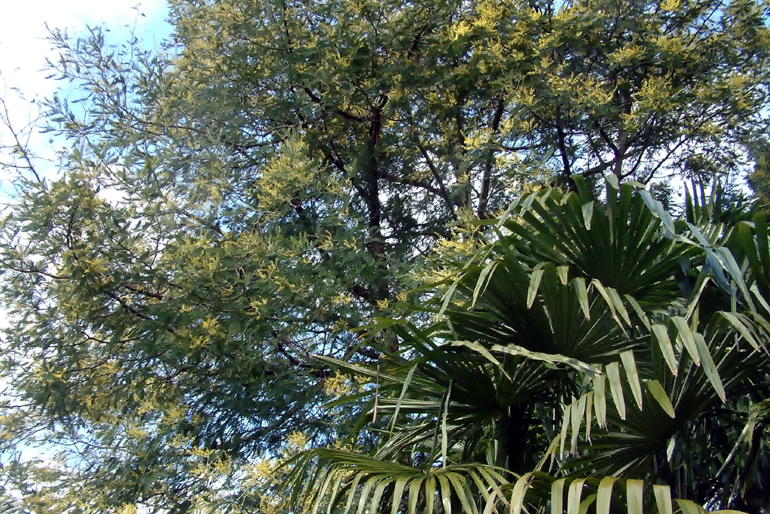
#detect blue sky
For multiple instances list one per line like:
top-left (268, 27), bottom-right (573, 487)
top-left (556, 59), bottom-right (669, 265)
top-left (0, 0), bottom-right (172, 195)
top-left (0, 4), bottom-right (174, 468)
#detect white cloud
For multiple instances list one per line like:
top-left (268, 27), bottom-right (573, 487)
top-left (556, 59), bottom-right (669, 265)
top-left (0, 4), bottom-right (173, 472)
top-left (0, 0), bottom-right (171, 192)
top-left (1, 0), bottom-right (168, 101)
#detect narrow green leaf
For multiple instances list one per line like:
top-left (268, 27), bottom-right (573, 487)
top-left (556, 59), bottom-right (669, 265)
top-left (473, 261), bottom-right (499, 308)
top-left (468, 469), bottom-right (493, 506)
top-left (717, 246), bottom-right (755, 312)
top-left (608, 288), bottom-right (632, 326)
top-left (620, 351), bottom-right (643, 410)
top-left (327, 473), bottom-right (345, 514)
top-left (491, 344), bottom-right (601, 376)
top-left (476, 467), bottom-right (509, 508)
top-left (573, 277), bottom-right (591, 320)
top-left (572, 174), bottom-right (592, 201)
top-left (653, 484), bottom-right (673, 514)
top-left (425, 476), bottom-right (436, 514)
top-left (736, 221), bottom-right (760, 269)
top-left (582, 201), bottom-right (594, 229)
top-left (686, 221), bottom-right (713, 247)
top-left (389, 365), bottom-right (418, 433)
top-left (580, 494), bottom-right (597, 514)
top-left (640, 190), bottom-right (677, 234)
top-left (442, 381), bottom-right (453, 467)
top-left (755, 213), bottom-right (770, 272)
top-left (536, 435), bottom-right (560, 473)
top-left (695, 333), bottom-right (726, 402)
top-left (312, 471), bottom-right (336, 514)
top-left (567, 479), bottom-right (586, 514)
top-left (483, 491), bottom-right (499, 514)
top-left (685, 274), bottom-right (711, 321)
top-left (497, 196), bottom-right (523, 227)
top-left (452, 341), bottom-right (512, 381)
top-left (439, 278), bottom-right (461, 318)
top-left (528, 267), bottom-right (546, 309)
top-left (447, 472), bottom-right (477, 514)
top-left (559, 403), bottom-right (572, 457)
top-left (510, 473), bottom-right (532, 514)
top-left (647, 380), bottom-right (675, 418)
top-left (370, 479), bottom-right (390, 514)
top-left (557, 265), bottom-right (569, 285)
top-left (357, 477), bottom-right (380, 514)
top-left (593, 374), bottom-right (607, 428)
top-left (519, 190), bottom-right (539, 214)
top-left (667, 435), bottom-right (678, 463)
top-left (584, 392), bottom-right (593, 442)
top-left (343, 473), bottom-right (364, 514)
top-left (593, 279), bottom-right (627, 332)
top-left (652, 324), bottom-right (678, 375)
top-left (751, 283), bottom-right (770, 315)
top-left (596, 477), bottom-right (617, 514)
top-left (606, 362), bottom-right (626, 420)
top-left (672, 317), bottom-right (700, 365)
top-left (571, 395), bottom-right (587, 454)
top-left (408, 478), bottom-right (422, 514)
top-left (627, 479), bottom-right (644, 514)
top-left (551, 478), bottom-right (567, 514)
top-left (720, 312), bottom-right (762, 352)
top-left (676, 499), bottom-right (706, 514)
top-left (625, 294), bottom-right (650, 329)
top-left (391, 478), bottom-right (409, 514)
top-left (437, 474), bottom-right (452, 514)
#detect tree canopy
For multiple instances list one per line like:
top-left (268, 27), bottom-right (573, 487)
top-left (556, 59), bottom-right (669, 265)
top-left (0, 0), bottom-right (768, 512)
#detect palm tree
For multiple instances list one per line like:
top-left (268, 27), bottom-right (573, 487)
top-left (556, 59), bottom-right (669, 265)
top-left (284, 178), bottom-right (769, 514)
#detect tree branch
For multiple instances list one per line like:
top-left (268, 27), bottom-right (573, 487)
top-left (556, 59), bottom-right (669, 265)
top-left (479, 96), bottom-right (506, 219)
top-left (417, 142), bottom-right (457, 220)
top-left (303, 87), bottom-right (367, 122)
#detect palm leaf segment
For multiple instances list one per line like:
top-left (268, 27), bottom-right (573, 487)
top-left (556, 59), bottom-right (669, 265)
top-left (284, 178), bottom-right (768, 514)
top-left (286, 451), bottom-right (747, 514)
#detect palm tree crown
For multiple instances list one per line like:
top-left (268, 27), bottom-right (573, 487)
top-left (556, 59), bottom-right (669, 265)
top-left (285, 178), bottom-right (769, 514)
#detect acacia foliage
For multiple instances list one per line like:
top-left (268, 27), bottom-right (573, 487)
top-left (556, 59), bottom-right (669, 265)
top-left (0, 0), bottom-right (768, 511)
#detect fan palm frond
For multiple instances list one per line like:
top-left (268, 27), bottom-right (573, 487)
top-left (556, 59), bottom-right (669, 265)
top-left (283, 178), bottom-right (767, 514)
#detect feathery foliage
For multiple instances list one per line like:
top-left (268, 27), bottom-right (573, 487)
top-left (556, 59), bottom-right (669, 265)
top-left (0, 0), bottom-right (768, 510)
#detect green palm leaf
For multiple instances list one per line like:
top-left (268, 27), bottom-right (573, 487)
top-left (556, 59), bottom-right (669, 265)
top-left (285, 178), bottom-right (765, 514)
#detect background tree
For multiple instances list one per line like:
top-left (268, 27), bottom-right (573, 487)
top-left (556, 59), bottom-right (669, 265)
top-left (0, 0), bottom-right (768, 511)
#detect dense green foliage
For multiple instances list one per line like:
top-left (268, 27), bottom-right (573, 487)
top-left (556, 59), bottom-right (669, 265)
top-left (0, 0), bottom-right (768, 512)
